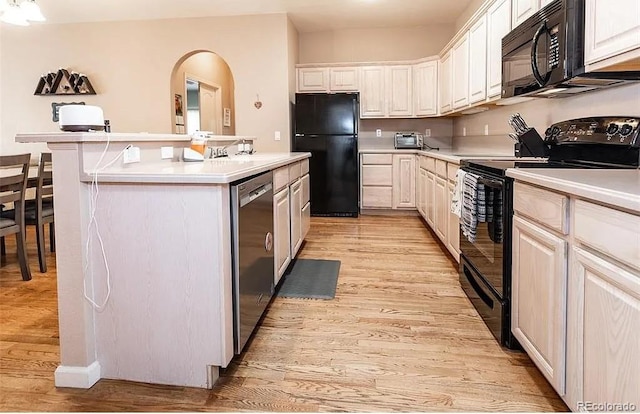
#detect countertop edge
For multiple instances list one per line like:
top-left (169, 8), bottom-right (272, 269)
top-left (358, 149), bottom-right (520, 164)
top-left (506, 169), bottom-right (640, 213)
top-left (16, 132), bottom-right (258, 143)
top-left (84, 153), bottom-right (311, 184)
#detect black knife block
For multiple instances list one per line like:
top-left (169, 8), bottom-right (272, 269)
top-left (514, 128), bottom-right (547, 158)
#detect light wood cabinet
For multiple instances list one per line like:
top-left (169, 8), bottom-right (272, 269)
top-left (290, 178), bottom-right (303, 257)
top-left (567, 246), bottom-right (640, 411)
top-left (469, 15), bottom-right (488, 104)
top-left (434, 176), bottom-right (448, 240)
top-left (329, 67), bottom-right (359, 91)
top-left (274, 187), bottom-right (291, 283)
top-left (512, 0), bottom-right (539, 28)
top-left (584, 0), bottom-right (640, 65)
top-left (360, 66), bottom-right (386, 118)
top-left (452, 33), bottom-right (470, 109)
top-left (413, 60), bottom-right (438, 116)
top-left (512, 215), bottom-right (567, 396)
top-left (302, 201), bottom-right (310, 241)
top-left (392, 154), bottom-right (416, 209)
top-left (387, 65), bottom-right (413, 117)
top-left (297, 67), bottom-right (329, 92)
top-left (426, 170), bottom-right (435, 228)
top-left (439, 51), bottom-right (453, 113)
top-left (418, 167), bottom-right (427, 218)
top-left (487, 0), bottom-right (511, 98)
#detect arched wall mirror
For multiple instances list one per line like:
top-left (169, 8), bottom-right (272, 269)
top-left (170, 51), bottom-right (235, 135)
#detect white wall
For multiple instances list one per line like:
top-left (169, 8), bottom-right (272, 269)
top-left (298, 25), bottom-right (455, 64)
top-left (0, 13), bottom-right (295, 156)
top-left (452, 83), bottom-right (640, 153)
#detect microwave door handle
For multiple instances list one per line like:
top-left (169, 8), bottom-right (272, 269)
top-left (531, 21), bottom-right (551, 87)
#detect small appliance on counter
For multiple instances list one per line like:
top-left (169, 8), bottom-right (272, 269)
top-left (394, 132), bottom-right (423, 149)
top-left (58, 105), bottom-right (105, 132)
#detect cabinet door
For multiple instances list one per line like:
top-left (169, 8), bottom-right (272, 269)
top-left (297, 68), bottom-right (329, 92)
top-left (392, 154), bottom-right (416, 209)
top-left (418, 167), bottom-right (427, 218)
top-left (387, 65), bottom-right (413, 117)
top-left (469, 15), bottom-right (488, 104)
top-left (290, 179), bottom-right (303, 257)
top-left (439, 52), bottom-right (453, 113)
top-left (362, 187), bottom-right (393, 208)
top-left (512, 215), bottom-right (567, 396)
top-left (512, 0), bottom-right (539, 28)
top-left (360, 66), bottom-right (386, 118)
top-left (414, 61), bottom-right (438, 116)
top-left (434, 176), bottom-right (448, 241)
top-left (447, 181), bottom-right (460, 262)
top-left (329, 67), bottom-right (359, 91)
top-left (426, 171), bottom-right (435, 228)
top-left (302, 202), bottom-right (311, 240)
top-left (274, 188), bottom-right (291, 283)
top-left (301, 173), bottom-right (310, 205)
top-left (584, 0), bottom-right (640, 65)
top-left (452, 33), bottom-right (470, 109)
top-left (568, 246), bottom-right (640, 411)
top-left (487, 0), bottom-right (511, 98)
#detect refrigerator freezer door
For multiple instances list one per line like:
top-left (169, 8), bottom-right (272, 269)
top-left (295, 93), bottom-right (358, 136)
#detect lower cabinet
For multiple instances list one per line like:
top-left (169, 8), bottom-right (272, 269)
top-left (290, 178), bottom-right (303, 258)
top-left (446, 182), bottom-right (460, 261)
top-left (274, 187), bottom-right (291, 285)
top-left (417, 167), bottom-right (427, 217)
top-left (567, 246), bottom-right (640, 410)
top-left (425, 170), bottom-right (435, 227)
top-left (360, 153), bottom-right (415, 210)
top-left (512, 215), bottom-right (567, 396)
top-left (434, 176), bottom-right (447, 241)
top-left (392, 154), bottom-right (416, 208)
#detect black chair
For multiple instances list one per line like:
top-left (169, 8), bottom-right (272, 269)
top-left (25, 153), bottom-right (54, 272)
top-left (0, 153), bottom-right (32, 281)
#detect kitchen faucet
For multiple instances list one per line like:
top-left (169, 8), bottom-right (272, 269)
top-left (209, 138), bottom-right (254, 158)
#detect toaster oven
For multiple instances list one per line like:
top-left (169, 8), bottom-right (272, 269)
top-left (394, 132), bottom-right (423, 149)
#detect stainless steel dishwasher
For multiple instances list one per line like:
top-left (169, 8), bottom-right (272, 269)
top-left (230, 171), bottom-right (274, 354)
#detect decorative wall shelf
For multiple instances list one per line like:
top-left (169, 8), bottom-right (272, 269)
top-left (34, 69), bottom-right (96, 95)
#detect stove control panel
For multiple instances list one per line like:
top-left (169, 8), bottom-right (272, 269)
top-left (544, 117), bottom-right (640, 146)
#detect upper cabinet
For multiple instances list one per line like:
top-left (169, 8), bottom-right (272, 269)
top-left (469, 15), bottom-right (488, 104)
top-left (414, 60), bottom-right (438, 116)
top-left (387, 66), bottom-right (413, 117)
top-left (584, 0), bottom-right (640, 66)
top-left (360, 66), bottom-right (387, 118)
top-left (297, 67), bottom-right (329, 92)
top-left (361, 65), bottom-right (413, 118)
top-left (329, 67), bottom-right (359, 91)
top-left (439, 51), bottom-right (453, 113)
top-left (487, 0), bottom-right (511, 98)
top-left (452, 33), bottom-right (470, 109)
top-left (511, 0), bottom-right (539, 28)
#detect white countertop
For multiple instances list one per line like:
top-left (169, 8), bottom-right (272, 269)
top-left (15, 132), bottom-right (257, 143)
top-left (85, 152), bottom-right (311, 184)
top-left (359, 148), bottom-right (530, 164)
top-left (507, 168), bottom-right (640, 213)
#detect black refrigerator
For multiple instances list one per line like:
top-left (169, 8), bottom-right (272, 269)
top-left (293, 92), bottom-right (359, 217)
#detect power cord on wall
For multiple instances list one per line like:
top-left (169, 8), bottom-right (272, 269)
top-left (83, 134), bottom-right (131, 311)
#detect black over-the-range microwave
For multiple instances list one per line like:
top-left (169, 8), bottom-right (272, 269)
top-left (501, 0), bottom-right (640, 99)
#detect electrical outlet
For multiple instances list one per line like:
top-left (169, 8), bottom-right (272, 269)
top-left (425, 128), bottom-right (431, 137)
top-left (376, 129), bottom-right (382, 137)
top-left (463, 127), bottom-right (467, 137)
top-left (274, 131), bottom-right (281, 141)
top-left (161, 146), bottom-right (173, 159)
top-left (484, 124), bottom-right (489, 136)
top-left (123, 146), bottom-right (141, 164)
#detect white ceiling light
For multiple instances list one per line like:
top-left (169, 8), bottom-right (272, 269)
top-left (0, 0), bottom-right (46, 25)
top-left (19, 0), bottom-right (45, 21)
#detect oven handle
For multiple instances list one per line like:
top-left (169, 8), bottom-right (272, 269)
top-left (478, 177), bottom-right (504, 189)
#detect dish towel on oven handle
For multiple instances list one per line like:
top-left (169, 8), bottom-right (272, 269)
top-left (461, 172), bottom-right (482, 243)
top-left (450, 169), bottom-right (466, 218)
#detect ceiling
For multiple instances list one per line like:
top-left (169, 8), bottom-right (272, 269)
top-left (34, 0), bottom-right (474, 32)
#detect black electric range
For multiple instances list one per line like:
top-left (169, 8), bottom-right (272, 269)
top-left (458, 116), bottom-right (640, 349)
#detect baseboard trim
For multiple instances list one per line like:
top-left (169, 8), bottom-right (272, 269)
top-left (360, 209), bottom-right (419, 216)
top-left (54, 361), bottom-right (101, 389)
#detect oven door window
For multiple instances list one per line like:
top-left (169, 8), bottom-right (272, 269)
top-left (460, 181), bottom-right (505, 299)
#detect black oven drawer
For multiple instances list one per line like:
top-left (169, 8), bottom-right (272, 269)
top-left (459, 256), bottom-right (519, 349)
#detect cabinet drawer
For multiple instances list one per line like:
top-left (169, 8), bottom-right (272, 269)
top-left (435, 160), bottom-right (447, 178)
top-left (447, 163), bottom-right (459, 182)
top-left (574, 199), bottom-right (640, 272)
top-left (362, 165), bottom-right (392, 186)
top-left (301, 174), bottom-right (310, 205)
top-left (362, 187), bottom-right (393, 208)
top-left (301, 158), bottom-right (309, 175)
top-left (289, 161), bottom-right (302, 184)
top-left (362, 153), bottom-right (392, 165)
top-left (420, 156), bottom-right (436, 172)
top-left (273, 166), bottom-right (289, 192)
top-left (514, 182), bottom-right (568, 234)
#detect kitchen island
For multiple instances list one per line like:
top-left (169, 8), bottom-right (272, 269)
top-left (15, 132), bottom-right (310, 390)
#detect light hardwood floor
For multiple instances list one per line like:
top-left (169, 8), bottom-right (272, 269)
top-left (0, 217), bottom-right (568, 412)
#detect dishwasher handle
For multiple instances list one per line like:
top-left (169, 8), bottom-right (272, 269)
top-left (240, 183), bottom-right (273, 207)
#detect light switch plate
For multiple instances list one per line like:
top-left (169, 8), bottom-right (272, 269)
top-left (274, 131), bottom-right (281, 141)
top-left (161, 146), bottom-right (173, 159)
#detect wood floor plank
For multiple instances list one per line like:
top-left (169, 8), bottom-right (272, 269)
top-left (0, 217), bottom-right (568, 411)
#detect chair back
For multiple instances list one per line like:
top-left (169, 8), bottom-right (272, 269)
top-left (0, 154), bottom-right (31, 206)
top-left (36, 153), bottom-right (53, 208)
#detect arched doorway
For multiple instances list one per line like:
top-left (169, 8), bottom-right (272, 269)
top-left (170, 50), bottom-right (235, 135)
